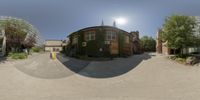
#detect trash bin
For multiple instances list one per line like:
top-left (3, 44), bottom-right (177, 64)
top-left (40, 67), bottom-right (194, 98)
top-left (50, 52), bottom-right (57, 60)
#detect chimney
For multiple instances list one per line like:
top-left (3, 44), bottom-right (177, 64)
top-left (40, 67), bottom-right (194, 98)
top-left (101, 20), bottom-right (104, 26)
top-left (113, 21), bottom-right (116, 27)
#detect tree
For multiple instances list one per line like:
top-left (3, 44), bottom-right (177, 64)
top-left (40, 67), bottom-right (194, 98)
top-left (161, 15), bottom-right (197, 55)
top-left (140, 36), bottom-right (156, 52)
top-left (0, 16), bottom-right (39, 53)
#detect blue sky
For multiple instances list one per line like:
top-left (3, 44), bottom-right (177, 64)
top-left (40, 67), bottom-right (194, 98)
top-left (0, 0), bottom-right (200, 40)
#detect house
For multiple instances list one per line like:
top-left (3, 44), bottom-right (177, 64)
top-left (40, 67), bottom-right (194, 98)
top-left (0, 29), bottom-right (6, 57)
top-left (45, 40), bottom-right (66, 52)
top-left (65, 25), bottom-right (142, 57)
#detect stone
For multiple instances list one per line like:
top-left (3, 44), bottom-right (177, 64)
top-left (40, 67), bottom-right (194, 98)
top-left (186, 57), bottom-right (199, 65)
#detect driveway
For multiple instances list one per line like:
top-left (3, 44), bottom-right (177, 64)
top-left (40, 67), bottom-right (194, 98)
top-left (1, 53), bottom-right (200, 100)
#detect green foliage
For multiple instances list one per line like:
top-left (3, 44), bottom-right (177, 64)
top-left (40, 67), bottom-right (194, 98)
top-left (140, 36), bottom-right (156, 52)
top-left (193, 35), bottom-right (200, 47)
top-left (161, 15), bottom-right (197, 51)
top-left (86, 40), bottom-right (99, 57)
top-left (31, 47), bottom-right (41, 53)
top-left (168, 54), bottom-right (191, 64)
top-left (118, 32), bottom-right (125, 56)
top-left (66, 27), bottom-right (131, 58)
top-left (0, 17), bottom-right (39, 53)
top-left (8, 52), bottom-right (27, 59)
top-left (175, 57), bottom-right (186, 63)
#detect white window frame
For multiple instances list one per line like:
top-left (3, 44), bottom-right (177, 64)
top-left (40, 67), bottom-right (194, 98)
top-left (72, 36), bottom-right (78, 44)
top-left (85, 32), bottom-right (95, 41)
top-left (106, 31), bottom-right (116, 41)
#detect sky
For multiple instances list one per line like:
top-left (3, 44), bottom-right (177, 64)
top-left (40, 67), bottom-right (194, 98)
top-left (0, 0), bottom-right (200, 40)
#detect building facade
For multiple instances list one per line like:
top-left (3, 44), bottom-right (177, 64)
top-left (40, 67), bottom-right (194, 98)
top-left (65, 26), bottom-right (142, 57)
top-left (156, 29), bottom-right (182, 55)
top-left (45, 40), bottom-right (66, 52)
top-left (156, 29), bottom-right (172, 55)
top-left (0, 29), bottom-right (6, 57)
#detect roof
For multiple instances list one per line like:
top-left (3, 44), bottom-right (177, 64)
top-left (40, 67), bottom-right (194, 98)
top-left (68, 25), bottom-right (130, 37)
top-left (45, 40), bottom-right (63, 47)
top-left (45, 39), bottom-right (63, 41)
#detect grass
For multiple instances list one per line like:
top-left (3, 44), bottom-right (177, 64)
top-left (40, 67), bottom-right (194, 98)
top-left (8, 52), bottom-right (28, 60)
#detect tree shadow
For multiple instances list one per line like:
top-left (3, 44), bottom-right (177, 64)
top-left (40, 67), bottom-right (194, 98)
top-left (57, 53), bottom-right (152, 78)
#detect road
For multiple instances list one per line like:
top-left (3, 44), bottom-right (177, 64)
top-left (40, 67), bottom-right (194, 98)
top-left (0, 53), bottom-right (200, 100)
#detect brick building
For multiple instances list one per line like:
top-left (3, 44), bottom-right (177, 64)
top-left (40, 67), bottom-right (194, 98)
top-left (65, 25), bottom-right (142, 57)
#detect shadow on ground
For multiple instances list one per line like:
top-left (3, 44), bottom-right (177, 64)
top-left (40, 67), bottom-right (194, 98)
top-left (14, 53), bottom-right (75, 79)
top-left (57, 53), bottom-right (152, 78)
top-left (0, 57), bottom-right (7, 64)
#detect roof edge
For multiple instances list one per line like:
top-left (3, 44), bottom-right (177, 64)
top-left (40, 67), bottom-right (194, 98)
top-left (67, 25), bottom-right (130, 37)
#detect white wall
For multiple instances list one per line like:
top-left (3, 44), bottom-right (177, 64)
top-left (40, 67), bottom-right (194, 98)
top-left (45, 47), bottom-right (62, 52)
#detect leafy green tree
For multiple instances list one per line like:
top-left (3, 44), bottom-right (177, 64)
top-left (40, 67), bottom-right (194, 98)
top-left (161, 15), bottom-right (197, 54)
top-left (0, 16), bottom-right (39, 53)
top-left (140, 36), bottom-right (156, 52)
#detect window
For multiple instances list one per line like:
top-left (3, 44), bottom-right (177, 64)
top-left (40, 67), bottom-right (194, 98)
top-left (85, 32), bottom-right (95, 41)
top-left (125, 35), bottom-right (130, 44)
top-left (72, 36), bottom-right (78, 44)
top-left (106, 31), bottom-right (116, 41)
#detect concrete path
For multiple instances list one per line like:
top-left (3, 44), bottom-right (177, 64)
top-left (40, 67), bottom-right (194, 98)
top-left (57, 53), bottom-right (152, 78)
top-left (1, 53), bottom-right (200, 100)
top-left (13, 53), bottom-right (74, 79)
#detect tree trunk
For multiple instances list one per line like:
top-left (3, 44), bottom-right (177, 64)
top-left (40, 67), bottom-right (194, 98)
top-left (174, 49), bottom-right (176, 55)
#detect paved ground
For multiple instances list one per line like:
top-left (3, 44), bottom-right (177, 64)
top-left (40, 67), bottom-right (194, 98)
top-left (57, 53), bottom-right (152, 78)
top-left (1, 53), bottom-right (200, 100)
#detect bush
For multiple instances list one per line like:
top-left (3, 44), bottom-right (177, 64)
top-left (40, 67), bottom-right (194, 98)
top-left (8, 52), bottom-right (27, 59)
top-left (31, 47), bottom-right (41, 53)
top-left (176, 54), bottom-right (190, 59)
top-left (168, 56), bottom-right (176, 60)
top-left (175, 58), bottom-right (186, 63)
top-left (168, 54), bottom-right (199, 65)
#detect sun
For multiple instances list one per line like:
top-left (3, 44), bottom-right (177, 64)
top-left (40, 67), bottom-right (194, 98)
top-left (115, 17), bottom-right (127, 25)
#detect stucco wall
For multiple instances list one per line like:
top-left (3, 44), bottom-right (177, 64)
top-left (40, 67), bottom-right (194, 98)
top-left (45, 40), bottom-right (63, 46)
top-left (45, 47), bottom-right (62, 52)
top-left (162, 45), bottom-right (170, 55)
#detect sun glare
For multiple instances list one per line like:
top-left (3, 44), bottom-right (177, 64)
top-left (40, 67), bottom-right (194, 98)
top-left (115, 17), bottom-right (127, 25)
